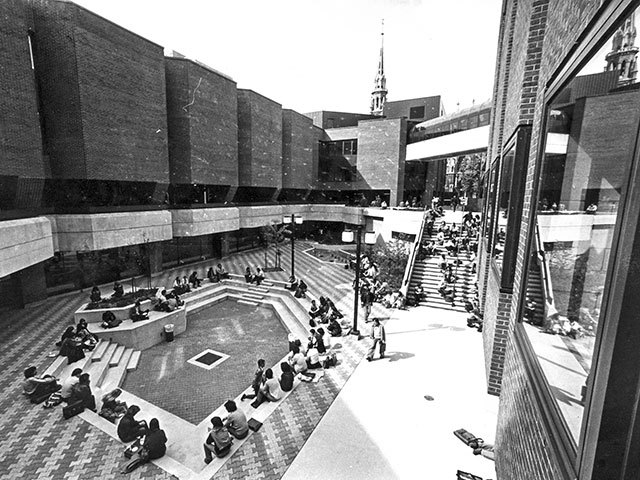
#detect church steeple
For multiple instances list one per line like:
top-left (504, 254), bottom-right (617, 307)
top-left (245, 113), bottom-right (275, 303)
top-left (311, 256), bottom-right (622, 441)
top-left (370, 19), bottom-right (387, 116)
top-left (605, 12), bottom-right (638, 86)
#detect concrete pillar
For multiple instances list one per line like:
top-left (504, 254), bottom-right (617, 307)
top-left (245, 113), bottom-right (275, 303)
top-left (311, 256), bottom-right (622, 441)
top-left (148, 242), bottom-right (163, 275)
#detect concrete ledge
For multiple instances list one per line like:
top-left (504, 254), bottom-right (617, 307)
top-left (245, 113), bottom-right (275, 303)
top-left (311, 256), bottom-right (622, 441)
top-left (74, 299), bottom-right (153, 324)
top-left (88, 308), bottom-right (186, 350)
top-left (0, 216), bottom-right (54, 278)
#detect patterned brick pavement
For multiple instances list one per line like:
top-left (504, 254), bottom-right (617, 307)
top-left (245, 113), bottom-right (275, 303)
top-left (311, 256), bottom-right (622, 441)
top-left (124, 300), bottom-right (290, 424)
top-left (0, 241), bottom-right (392, 479)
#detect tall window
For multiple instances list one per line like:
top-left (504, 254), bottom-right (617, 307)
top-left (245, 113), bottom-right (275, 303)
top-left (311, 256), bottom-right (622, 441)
top-left (520, 10), bottom-right (640, 445)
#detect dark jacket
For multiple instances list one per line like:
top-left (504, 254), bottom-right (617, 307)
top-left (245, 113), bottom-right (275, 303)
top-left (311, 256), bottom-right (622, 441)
top-left (118, 413), bottom-right (145, 442)
top-left (144, 428), bottom-right (167, 460)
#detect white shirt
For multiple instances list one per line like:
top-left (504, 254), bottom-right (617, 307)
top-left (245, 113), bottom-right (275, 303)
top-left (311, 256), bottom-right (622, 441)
top-left (61, 376), bottom-right (79, 399)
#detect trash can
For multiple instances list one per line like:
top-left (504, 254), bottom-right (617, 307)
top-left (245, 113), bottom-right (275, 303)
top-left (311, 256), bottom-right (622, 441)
top-left (164, 324), bottom-right (174, 342)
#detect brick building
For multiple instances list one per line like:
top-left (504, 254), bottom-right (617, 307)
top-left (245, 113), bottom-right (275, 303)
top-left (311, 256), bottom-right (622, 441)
top-left (0, 0), bottom-right (432, 306)
top-left (479, 0), bottom-right (640, 478)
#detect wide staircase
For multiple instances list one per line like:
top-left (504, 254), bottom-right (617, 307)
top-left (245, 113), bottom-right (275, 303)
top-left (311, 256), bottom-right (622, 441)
top-left (44, 338), bottom-right (141, 399)
top-left (406, 217), bottom-right (477, 313)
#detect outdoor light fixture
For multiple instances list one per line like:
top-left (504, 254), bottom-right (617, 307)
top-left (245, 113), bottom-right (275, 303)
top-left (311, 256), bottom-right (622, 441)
top-left (284, 214), bottom-right (303, 277)
top-left (342, 226), bottom-right (376, 337)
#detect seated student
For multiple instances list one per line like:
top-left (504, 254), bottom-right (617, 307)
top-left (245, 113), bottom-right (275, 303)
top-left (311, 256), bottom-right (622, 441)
top-left (99, 388), bottom-right (128, 423)
top-left (223, 400), bottom-right (249, 440)
top-left (112, 280), bottom-right (124, 298)
top-left (414, 285), bottom-right (425, 305)
top-left (241, 359), bottom-right (265, 401)
top-left (207, 267), bottom-right (216, 283)
top-left (253, 267), bottom-right (265, 286)
top-left (279, 362), bottom-right (295, 393)
top-left (320, 327), bottom-right (331, 352)
top-left (75, 319), bottom-right (98, 350)
top-left (294, 279), bottom-right (308, 298)
top-left (189, 271), bottom-right (202, 288)
top-left (286, 275), bottom-right (298, 291)
top-left (306, 344), bottom-right (322, 370)
top-left (118, 405), bottom-right (148, 443)
top-left (391, 291), bottom-right (406, 309)
top-left (173, 277), bottom-right (191, 295)
top-left (101, 310), bottom-right (122, 329)
top-left (56, 325), bottom-right (76, 348)
top-left (244, 267), bottom-right (254, 283)
top-left (215, 263), bottom-right (230, 281)
top-left (90, 286), bottom-right (101, 303)
top-left (327, 317), bottom-right (342, 337)
top-left (315, 328), bottom-right (327, 354)
top-left (22, 366), bottom-right (59, 398)
top-left (251, 369), bottom-right (283, 408)
top-left (308, 300), bottom-right (319, 318)
top-left (131, 300), bottom-right (149, 322)
top-left (59, 332), bottom-right (85, 364)
top-left (70, 373), bottom-right (96, 412)
top-left (288, 346), bottom-right (307, 374)
top-left (326, 297), bottom-right (343, 319)
top-left (204, 416), bottom-right (233, 463)
top-left (143, 418), bottom-right (167, 461)
top-left (60, 368), bottom-right (82, 402)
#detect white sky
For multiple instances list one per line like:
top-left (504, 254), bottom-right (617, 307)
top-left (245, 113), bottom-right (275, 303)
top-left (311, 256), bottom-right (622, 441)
top-left (72, 0), bottom-right (502, 114)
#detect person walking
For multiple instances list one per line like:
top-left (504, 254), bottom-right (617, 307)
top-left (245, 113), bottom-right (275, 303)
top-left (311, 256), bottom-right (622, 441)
top-left (366, 318), bottom-right (386, 361)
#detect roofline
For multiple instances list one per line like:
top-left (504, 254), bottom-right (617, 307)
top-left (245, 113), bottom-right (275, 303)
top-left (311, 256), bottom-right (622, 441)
top-left (164, 56), bottom-right (235, 83)
top-left (62, 0), bottom-right (164, 50)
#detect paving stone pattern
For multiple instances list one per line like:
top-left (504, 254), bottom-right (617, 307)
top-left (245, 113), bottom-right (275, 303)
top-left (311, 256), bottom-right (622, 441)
top-left (0, 241), bottom-right (392, 479)
top-left (123, 300), bottom-right (289, 424)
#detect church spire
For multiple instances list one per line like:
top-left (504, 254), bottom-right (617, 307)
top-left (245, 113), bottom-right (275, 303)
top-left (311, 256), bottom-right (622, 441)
top-left (370, 19), bottom-right (387, 116)
top-left (605, 12), bottom-right (638, 86)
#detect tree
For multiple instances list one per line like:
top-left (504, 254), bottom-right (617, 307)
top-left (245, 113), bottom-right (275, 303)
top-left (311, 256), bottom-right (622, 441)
top-left (457, 153), bottom-right (484, 197)
top-left (368, 239), bottom-right (411, 290)
top-left (260, 222), bottom-right (289, 272)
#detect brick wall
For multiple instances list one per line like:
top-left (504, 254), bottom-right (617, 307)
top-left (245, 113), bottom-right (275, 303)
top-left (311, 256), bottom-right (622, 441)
top-left (31, 0), bottom-right (169, 183)
top-left (165, 58), bottom-right (238, 185)
top-left (489, 0), bottom-right (605, 478)
top-left (356, 118), bottom-right (406, 206)
top-left (282, 109), bottom-right (314, 189)
top-left (0, 0), bottom-right (44, 179)
top-left (237, 89), bottom-right (283, 188)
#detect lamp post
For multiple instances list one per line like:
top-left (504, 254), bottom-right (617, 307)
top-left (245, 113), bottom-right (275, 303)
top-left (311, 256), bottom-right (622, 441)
top-left (283, 214), bottom-right (303, 278)
top-left (342, 226), bottom-right (376, 337)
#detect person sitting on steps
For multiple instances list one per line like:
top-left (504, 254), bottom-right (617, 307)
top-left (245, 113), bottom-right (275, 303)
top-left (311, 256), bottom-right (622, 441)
top-left (22, 366), bottom-right (60, 399)
top-left (223, 400), bottom-right (249, 440)
top-left (215, 263), bottom-right (230, 281)
top-left (204, 416), bottom-right (233, 462)
top-left (118, 405), bottom-right (148, 443)
top-left (90, 286), bottom-right (101, 303)
top-left (251, 368), bottom-right (283, 408)
top-left (131, 300), bottom-right (149, 322)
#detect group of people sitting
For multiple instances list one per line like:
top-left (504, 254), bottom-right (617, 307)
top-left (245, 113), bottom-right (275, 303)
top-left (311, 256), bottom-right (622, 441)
top-left (207, 264), bottom-right (230, 283)
top-left (437, 254), bottom-right (458, 305)
top-left (23, 365), bottom-right (97, 411)
top-left (286, 275), bottom-right (308, 298)
top-left (204, 400), bottom-right (249, 462)
top-left (57, 319), bottom-right (99, 364)
top-left (154, 288), bottom-right (184, 312)
top-left (117, 404), bottom-right (168, 465)
top-left (308, 296), bottom-right (344, 326)
top-left (244, 266), bottom-right (265, 285)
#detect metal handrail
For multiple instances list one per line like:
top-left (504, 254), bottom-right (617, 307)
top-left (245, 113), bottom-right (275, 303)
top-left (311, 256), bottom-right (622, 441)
top-left (534, 222), bottom-right (555, 309)
top-left (400, 210), bottom-right (429, 296)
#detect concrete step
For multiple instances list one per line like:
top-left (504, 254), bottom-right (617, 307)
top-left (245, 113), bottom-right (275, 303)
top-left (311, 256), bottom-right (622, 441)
top-left (86, 342), bottom-right (118, 388)
top-left (242, 292), bottom-right (264, 300)
top-left (248, 286), bottom-right (270, 293)
top-left (91, 339), bottom-right (111, 362)
top-left (109, 344), bottom-right (126, 367)
top-left (127, 351), bottom-right (141, 372)
top-left (101, 348), bottom-right (134, 394)
top-left (238, 299), bottom-right (259, 306)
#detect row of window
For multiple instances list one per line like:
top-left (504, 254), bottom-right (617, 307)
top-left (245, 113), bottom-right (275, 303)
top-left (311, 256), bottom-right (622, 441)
top-left (483, 6), bottom-right (640, 475)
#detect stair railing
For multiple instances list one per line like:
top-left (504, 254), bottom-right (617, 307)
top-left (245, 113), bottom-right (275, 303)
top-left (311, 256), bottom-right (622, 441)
top-left (400, 210), bottom-right (429, 296)
top-left (534, 222), bottom-right (556, 316)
